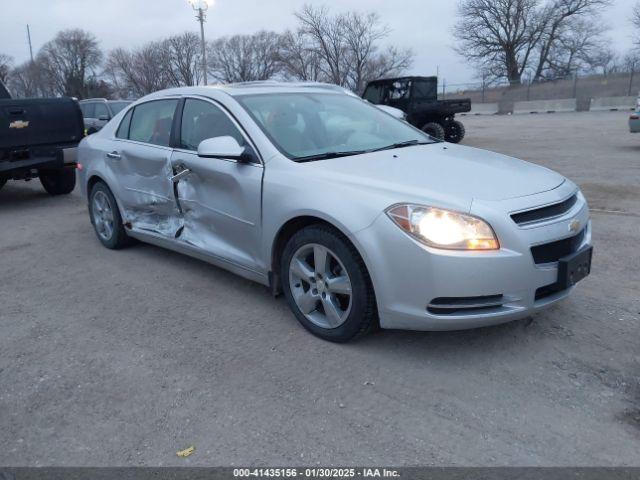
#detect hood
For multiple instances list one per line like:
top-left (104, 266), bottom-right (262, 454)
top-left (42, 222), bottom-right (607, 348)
top-left (303, 143), bottom-right (565, 206)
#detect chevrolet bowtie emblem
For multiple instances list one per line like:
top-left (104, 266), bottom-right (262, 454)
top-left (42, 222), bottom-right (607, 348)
top-left (9, 120), bottom-right (29, 129)
top-left (568, 218), bottom-right (581, 233)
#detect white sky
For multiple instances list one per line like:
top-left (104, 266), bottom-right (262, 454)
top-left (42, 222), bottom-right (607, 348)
top-left (0, 0), bottom-right (637, 86)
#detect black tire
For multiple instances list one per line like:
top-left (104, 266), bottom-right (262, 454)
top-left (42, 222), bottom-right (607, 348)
top-left (422, 122), bottom-right (445, 140)
top-left (39, 168), bottom-right (76, 195)
top-left (89, 181), bottom-right (131, 249)
top-left (281, 224), bottom-right (378, 342)
top-left (444, 120), bottom-right (466, 143)
top-left (0, 177), bottom-right (7, 191)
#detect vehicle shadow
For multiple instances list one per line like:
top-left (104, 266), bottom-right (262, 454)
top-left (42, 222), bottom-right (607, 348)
top-left (352, 313), bottom-right (547, 359)
top-left (0, 181), bottom-right (77, 210)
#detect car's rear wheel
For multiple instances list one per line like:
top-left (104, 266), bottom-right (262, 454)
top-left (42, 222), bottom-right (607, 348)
top-left (444, 120), bottom-right (466, 143)
top-left (281, 225), bottom-right (377, 342)
top-left (422, 122), bottom-right (445, 140)
top-left (89, 182), bottom-right (131, 249)
top-left (39, 168), bottom-right (76, 195)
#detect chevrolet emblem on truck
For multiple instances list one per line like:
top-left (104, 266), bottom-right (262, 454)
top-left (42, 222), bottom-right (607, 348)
top-left (9, 120), bottom-right (30, 129)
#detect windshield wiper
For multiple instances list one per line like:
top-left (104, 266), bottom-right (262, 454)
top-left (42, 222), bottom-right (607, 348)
top-left (293, 150), bottom-right (367, 162)
top-left (370, 139), bottom-right (434, 152)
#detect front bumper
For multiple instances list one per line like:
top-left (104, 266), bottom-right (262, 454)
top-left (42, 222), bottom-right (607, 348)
top-left (354, 182), bottom-right (591, 331)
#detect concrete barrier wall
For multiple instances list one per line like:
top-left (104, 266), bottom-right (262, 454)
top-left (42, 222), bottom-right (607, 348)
top-left (513, 98), bottom-right (577, 114)
top-left (590, 96), bottom-right (636, 111)
top-left (463, 103), bottom-right (499, 115)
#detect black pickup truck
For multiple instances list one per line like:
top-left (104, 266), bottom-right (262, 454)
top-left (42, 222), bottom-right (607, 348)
top-left (362, 76), bottom-right (471, 143)
top-left (0, 82), bottom-right (83, 195)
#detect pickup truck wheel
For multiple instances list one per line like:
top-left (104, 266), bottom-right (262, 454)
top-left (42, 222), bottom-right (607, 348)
top-left (281, 225), bottom-right (378, 343)
top-left (422, 122), bottom-right (445, 140)
top-left (444, 120), bottom-right (466, 143)
top-left (39, 168), bottom-right (76, 195)
top-left (89, 182), bottom-right (130, 249)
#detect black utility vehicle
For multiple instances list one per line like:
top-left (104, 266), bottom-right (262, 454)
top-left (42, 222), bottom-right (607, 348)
top-left (0, 82), bottom-right (83, 195)
top-left (362, 76), bottom-right (471, 143)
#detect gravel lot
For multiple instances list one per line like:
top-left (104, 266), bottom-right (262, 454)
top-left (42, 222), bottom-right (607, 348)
top-left (1, 111), bottom-right (638, 466)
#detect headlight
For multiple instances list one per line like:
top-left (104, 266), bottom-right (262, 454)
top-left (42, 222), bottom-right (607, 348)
top-left (386, 204), bottom-right (499, 250)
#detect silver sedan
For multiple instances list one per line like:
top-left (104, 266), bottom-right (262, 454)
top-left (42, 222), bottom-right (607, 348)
top-left (78, 82), bottom-right (593, 342)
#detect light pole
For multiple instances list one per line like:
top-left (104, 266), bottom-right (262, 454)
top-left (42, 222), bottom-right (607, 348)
top-left (187, 0), bottom-right (213, 85)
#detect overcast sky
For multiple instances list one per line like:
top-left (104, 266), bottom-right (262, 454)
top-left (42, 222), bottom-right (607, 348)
top-left (0, 0), bottom-right (637, 86)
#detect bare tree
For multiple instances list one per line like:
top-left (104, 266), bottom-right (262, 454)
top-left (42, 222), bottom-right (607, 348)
top-left (7, 58), bottom-right (60, 98)
top-left (581, 45), bottom-right (619, 75)
top-left (532, 0), bottom-right (611, 81)
top-left (279, 30), bottom-right (324, 82)
top-left (37, 29), bottom-right (103, 98)
top-left (207, 31), bottom-right (283, 83)
top-left (0, 54), bottom-right (13, 84)
top-left (163, 32), bottom-right (202, 87)
top-left (290, 5), bottom-right (413, 92)
top-left (540, 17), bottom-right (606, 78)
top-left (104, 42), bottom-right (173, 97)
top-left (455, 0), bottom-right (611, 84)
top-left (454, 0), bottom-right (544, 85)
top-left (342, 11), bottom-right (413, 93)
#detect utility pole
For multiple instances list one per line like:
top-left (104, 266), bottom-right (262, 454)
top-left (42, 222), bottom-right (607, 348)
top-left (26, 24), bottom-right (34, 62)
top-left (187, 0), bottom-right (213, 85)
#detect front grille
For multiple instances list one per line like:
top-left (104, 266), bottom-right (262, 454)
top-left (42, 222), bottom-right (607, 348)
top-left (530, 229), bottom-right (585, 264)
top-left (511, 194), bottom-right (578, 226)
top-left (427, 295), bottom-right (504, 315)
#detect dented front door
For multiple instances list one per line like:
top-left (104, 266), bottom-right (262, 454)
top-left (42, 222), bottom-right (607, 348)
top-left (169, 97), bottom-right (263, 272)
top-left (170, 150), bottom-right (263, 271)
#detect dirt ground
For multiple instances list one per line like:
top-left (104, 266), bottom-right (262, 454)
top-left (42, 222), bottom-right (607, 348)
top-left (0, 110), bottom-right (638, 466)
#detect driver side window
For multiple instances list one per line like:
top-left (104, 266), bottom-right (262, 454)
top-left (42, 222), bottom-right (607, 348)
top-left (180, 99), bottom-right (245, 151)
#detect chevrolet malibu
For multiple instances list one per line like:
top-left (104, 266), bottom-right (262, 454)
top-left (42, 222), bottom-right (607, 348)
top-left (78, 82), bottom-right (593, 342)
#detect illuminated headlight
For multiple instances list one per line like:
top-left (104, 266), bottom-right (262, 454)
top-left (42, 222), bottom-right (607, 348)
top-left (386, 204), bottom-right (499, 250)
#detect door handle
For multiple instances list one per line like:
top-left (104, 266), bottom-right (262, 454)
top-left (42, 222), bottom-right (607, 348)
top-left (171, 167), bottom-right (192, 183)
top-left (106, 151), bottom-right (121, 160)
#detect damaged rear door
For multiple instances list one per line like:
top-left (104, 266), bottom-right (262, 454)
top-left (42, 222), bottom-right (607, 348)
top-left (169, 98), bottom-right (264, 272)
top-left (108, 98), bottom-right (181, 237)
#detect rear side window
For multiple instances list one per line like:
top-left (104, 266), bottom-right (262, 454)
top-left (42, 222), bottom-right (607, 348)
top-left (363, 84), bottom-right (383, 104)
top-left (94, 102), bottom-right (109, 119)
top-left (80, 102), bottom-right (95, 118)
top-left (180, 98), bottom-right (245, 151)
top-left (128, 99), bottom-right (179, 147)
top-left (116, 109), bottom-right (133, 139)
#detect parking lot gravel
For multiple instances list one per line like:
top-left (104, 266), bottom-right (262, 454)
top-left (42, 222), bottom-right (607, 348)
top-left (0, 110), bottom-right (638, 466)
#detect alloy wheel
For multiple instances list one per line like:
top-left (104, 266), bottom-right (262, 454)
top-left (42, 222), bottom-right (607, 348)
top-left (92, 190), bottom-right (115, 241)
top-left (288, 243), bottom-right (353, 329)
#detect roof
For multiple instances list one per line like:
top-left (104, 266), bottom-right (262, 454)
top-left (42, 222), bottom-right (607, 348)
top-left (79, 98), bottom-right (132, 103)
top-left (144, 81), bottom-right (358, 100)
top-left (366, 76), bottom-right (438, 85)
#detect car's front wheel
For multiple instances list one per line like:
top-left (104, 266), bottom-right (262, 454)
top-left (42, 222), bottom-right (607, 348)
top-left (281, 225), bottom-right (377, 342)
top-left (89, 182), bottom-right (131, 249)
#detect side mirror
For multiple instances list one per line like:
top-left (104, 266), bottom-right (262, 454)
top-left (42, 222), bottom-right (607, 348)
top-left (197, 136), bottom-right (255, 163)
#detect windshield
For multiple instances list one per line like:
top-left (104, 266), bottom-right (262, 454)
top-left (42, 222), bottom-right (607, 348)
top-left (108, 101), bottom-right (131, 115)
top-left (237, 92), bottom-right (434, 161)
